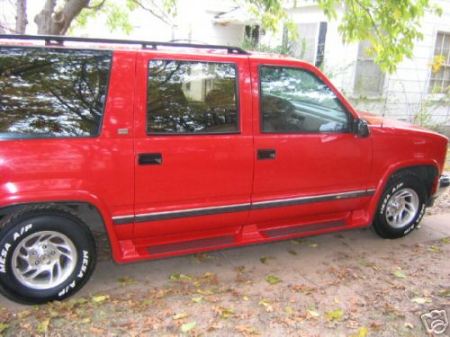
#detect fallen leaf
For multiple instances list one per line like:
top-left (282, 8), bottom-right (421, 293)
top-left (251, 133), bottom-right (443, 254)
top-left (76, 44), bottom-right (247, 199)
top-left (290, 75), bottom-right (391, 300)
top-left (350, 327), bottom-right (368, 337)
top-left (288, 249), bottom-right (297, 255)
top-left (259, 256), bottom-right (274, 264)
top-left (306, 309), bottom-right (320, 319)
top-left (169, 273), bottom-right (192, 282)
top-left (441, 237), bottom-right (450, 244)
top-left (37, 319), bottom-right (50, 334)
top-left (393, 270), bottom-right (407, 279)
top-left (216, 307), bottom-right (234, 319)
top-left (404, 322), bottom-right (414, 329)
top-left (259, 299), bottom-right (273, 312)
top-left (81, 317), bottom-right (91, 324)
top-left (91, 295), bottom-right (109, 303)
top-left (236, 325), bottom-right (260, 336)
top-left (192, 296), bottom-right (203, 303)
top-left (180, 321), bottom-right (196, 333)
top-left (117, 276), bottom-right (135, 286)
top-left (411, 297), bottom-right (431, 304)
top-left (439, 289), bottom-right (450, 297)
top-left (265, 274), bottom-right (282, 285)
top-left (173, 313), bottom-right (188, 320)
top-left (325, 308), bottom-right (344, 321)
top-left (285, 306), bottom-right (294, 315)
top-left (308, 243), bottom-right (318, 248)
top-left (0, 323), bottom-right (8, 334)
top-left (428, 245), bottom-right (441, 253)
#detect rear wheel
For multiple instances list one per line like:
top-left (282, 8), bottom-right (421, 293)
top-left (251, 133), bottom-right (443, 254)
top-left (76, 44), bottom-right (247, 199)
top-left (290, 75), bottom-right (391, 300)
top-left (373, 173), bottom-right (427, 239)
top-left (0, 207), bottom-right (96, 304)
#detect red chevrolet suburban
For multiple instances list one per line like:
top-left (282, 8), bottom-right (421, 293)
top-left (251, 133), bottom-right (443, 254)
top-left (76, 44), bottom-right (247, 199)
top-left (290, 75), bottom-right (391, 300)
top-left (0, 35), bottom-right (448, 304)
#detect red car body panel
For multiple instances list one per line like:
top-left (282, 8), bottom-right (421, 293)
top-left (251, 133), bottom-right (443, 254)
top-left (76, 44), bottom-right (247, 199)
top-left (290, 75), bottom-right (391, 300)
top-left (0, 46), bottom-right (448, 263)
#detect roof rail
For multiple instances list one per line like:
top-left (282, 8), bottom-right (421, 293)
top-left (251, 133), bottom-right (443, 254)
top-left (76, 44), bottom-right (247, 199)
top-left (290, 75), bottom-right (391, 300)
top-left (0, 34), bottom-right (249, 55)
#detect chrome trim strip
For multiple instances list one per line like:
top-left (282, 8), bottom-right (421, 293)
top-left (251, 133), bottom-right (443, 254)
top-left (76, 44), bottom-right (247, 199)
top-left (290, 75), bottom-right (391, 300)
top-left (112, 215), bottom-right (134, 225)
top-left (112, 189), bottom-right (376, 225)
top-left (252, 189), bottom-right (374, 209)
top-left (135, 203), bottom-right (251, 223)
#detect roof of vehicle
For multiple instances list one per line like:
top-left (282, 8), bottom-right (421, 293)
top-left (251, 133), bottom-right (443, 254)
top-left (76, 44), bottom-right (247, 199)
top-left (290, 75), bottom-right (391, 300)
top-left (0, 34), bottom-right (304, 63)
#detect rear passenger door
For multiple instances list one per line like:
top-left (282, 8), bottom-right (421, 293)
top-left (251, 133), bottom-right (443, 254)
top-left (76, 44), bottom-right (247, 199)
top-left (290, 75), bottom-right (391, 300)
top-left (133, 53), bottom-right (253, 239)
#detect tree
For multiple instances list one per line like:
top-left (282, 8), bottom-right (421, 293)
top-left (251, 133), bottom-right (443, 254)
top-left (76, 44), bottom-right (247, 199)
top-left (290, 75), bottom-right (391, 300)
top-left (11, 0), bottom-right (440, 73)
top-left (33, 0), bottom-right (176, 36)
top-left (15, 0), bottom-right (28, 34)
top-left (243, 0), bottom-right (441, 73)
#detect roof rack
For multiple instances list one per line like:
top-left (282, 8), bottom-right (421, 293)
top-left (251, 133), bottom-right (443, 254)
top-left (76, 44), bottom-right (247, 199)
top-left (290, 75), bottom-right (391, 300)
top-left (0, 34), bottom-right (249, 55)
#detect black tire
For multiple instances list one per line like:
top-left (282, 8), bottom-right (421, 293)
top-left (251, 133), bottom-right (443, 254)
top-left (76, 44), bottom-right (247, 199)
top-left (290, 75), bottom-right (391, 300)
top-left (0, 206), bottom-right (96, 304)
top-left (373, 173), bottom-right (427, 239)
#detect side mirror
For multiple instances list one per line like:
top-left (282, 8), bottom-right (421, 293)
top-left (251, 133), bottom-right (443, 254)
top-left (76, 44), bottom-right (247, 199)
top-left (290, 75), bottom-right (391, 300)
top-left (353, 118), bottom-right (370, 138)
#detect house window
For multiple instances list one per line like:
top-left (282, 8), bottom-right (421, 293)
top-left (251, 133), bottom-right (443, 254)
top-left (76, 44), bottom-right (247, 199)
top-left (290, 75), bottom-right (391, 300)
top-left (292, 23), bottom-right (318, 64)
top-left (291, 22), bottom-right (327, 68)
top-left (429, 32), bottom-right (450, 94)
top-left (245, 25), bottom-right (260, 47)
top-left (354, 40), bottom-right (385, 96)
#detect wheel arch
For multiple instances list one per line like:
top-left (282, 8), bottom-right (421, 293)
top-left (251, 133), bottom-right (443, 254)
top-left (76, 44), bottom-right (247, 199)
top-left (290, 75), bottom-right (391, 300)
top-left (0, 196), bottom-right (122, 262)
top-left (367, 160), bottom-right (440, 223)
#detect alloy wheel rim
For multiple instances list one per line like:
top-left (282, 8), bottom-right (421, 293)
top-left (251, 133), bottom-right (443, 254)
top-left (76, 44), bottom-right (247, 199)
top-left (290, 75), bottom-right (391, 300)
top-left (385, 188), bottom-right (419, 229)
top-left (11, 230), bottom-right (77, 290)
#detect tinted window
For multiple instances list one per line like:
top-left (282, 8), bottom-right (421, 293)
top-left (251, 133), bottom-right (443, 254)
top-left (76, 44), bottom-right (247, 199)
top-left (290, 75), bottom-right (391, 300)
top-left (147, 60), bottom-right (238, 134)
top-left (260, 66), bottom-right (349, 133)
top-left (0, 47), bottom-right (111, 139)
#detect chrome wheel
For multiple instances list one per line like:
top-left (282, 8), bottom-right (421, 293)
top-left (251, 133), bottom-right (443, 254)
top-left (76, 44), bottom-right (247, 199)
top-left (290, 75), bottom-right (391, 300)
top-left (11, 231), bottom-right (77, 290)
top-left (385, 188), bottom-right (419, 228)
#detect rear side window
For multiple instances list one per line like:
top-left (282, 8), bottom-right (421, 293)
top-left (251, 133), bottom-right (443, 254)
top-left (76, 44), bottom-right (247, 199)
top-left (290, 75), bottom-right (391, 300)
top-left (147, 60), bottom-right (238, 134)
top-left (0, 47), bottom-right (111, 139)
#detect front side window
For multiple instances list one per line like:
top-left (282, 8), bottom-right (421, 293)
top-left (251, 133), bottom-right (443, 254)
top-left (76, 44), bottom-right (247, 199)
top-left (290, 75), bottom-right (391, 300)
top-left (0, 47), bottom-right (111, 139)
top-left (147, 60), bottom-right (238, 134)
top-left (260, 66), bottom-right (349, 133)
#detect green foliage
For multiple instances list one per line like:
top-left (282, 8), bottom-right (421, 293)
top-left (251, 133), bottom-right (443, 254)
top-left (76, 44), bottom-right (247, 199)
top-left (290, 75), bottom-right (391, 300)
top-left (71, 0), bottom-right (178, 35)
top-left (316, 0), bottom-right (439, 73)
top-left (68, 0), bottom-right (437, 74)
top-left (241, 36), bottom-right (291, 55)
top-left (244, 0), bottom-right (439, 73)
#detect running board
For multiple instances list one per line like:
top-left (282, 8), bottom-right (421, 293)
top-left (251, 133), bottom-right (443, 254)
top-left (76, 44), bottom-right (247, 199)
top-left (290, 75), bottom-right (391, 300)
top-left (147, 235), bottom-right (235, 255)
top-left (262, 220), bottom-right (345, 238)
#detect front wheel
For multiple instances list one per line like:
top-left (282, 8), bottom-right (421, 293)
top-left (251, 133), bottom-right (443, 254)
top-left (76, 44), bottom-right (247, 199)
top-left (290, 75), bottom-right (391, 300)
top-left (0, 207), bottom-right (96, 304)
top-left (373, 173), bottom-right (427, 239)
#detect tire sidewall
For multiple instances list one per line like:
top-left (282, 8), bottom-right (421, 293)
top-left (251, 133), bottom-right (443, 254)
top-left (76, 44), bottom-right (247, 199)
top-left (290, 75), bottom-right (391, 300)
top-left (377, 176), bottom-right (426, 237)
top-left (0, 212), bottom-right (95, 304)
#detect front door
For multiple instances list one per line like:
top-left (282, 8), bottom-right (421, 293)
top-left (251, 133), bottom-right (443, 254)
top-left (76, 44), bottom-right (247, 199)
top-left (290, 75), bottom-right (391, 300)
top-left (250, 60), bottom-right (373, 230)
top-left (133, 53), bottom-right (253, 239)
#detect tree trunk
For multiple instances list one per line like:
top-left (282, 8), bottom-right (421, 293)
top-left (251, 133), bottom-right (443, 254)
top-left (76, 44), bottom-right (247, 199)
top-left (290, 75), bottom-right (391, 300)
top-left (35, 0), bottom-right (90, 35)
top-left (15, 0), bottom-right (28, 34)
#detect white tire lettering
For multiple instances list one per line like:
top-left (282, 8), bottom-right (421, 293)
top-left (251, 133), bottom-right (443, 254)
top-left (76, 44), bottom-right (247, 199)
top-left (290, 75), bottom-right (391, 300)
top-left (0, 243), bottom-right (11, 273)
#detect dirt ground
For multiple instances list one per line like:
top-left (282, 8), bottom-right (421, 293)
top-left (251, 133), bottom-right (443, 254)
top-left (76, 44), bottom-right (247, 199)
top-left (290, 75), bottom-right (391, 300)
top-left (0, 197), bottom-right (450, 336)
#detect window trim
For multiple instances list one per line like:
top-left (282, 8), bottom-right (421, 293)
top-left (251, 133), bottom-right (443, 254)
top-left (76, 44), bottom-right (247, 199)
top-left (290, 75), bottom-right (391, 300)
top-left (258, 64), bottom-right (353, 135)
top-left (428, 31), bottom-right (450, 94)
top-left (0, 45), bottom-right (112, 141)
top-left (146, 59), bottom-right (241, 136)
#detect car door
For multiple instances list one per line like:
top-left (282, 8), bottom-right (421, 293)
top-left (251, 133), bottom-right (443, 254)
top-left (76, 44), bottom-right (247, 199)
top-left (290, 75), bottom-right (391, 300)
top-left (133, 52), bottom-right (253, 239)
top-left (249, 58), bottom-right (373, 233)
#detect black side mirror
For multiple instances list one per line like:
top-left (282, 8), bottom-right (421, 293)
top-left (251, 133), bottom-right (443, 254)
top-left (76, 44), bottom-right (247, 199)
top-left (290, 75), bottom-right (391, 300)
top-left (353, 118), bottom-right (370, 138)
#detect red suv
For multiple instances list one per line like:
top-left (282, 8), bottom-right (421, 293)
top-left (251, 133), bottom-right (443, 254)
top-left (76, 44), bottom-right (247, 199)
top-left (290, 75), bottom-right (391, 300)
top-left (0, 35), bottom-right (448, 304)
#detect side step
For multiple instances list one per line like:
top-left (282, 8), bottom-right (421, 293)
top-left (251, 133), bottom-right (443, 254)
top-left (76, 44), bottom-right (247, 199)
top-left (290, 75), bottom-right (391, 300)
top-left (148, 235), bottom-right (235, 255)
top-left (262, 220), bottom-right (345, 238)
